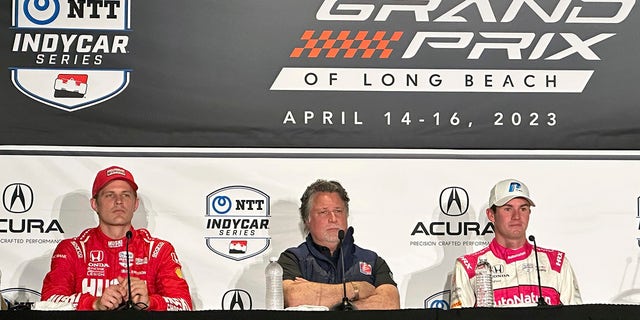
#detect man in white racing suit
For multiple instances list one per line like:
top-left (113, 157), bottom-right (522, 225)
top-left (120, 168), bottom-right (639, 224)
top-left (450, 178), bottom-right (581, 308)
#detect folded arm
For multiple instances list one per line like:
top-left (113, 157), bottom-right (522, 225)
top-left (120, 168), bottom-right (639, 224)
top-left (283, 278), bottom-right (399, 309)
top-left (353, 283), bottom-right (400, 310)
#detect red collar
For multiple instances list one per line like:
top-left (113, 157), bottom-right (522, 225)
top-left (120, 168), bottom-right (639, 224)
top-left (92, 227), bottom-right (134, 249)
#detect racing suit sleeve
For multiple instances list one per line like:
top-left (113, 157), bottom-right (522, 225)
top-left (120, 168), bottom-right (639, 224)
top-left (41, 240), bottom-right (97, 310)
top-left (450, 259), bottom-right (475, 308)
top-left (147, 242), bottom-right (193, 311)
top-left (558, 256), bottom-right (582, 305)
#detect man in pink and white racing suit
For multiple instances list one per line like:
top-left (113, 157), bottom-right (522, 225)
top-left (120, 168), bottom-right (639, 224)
top-left (450, 179), bottom-right (581, 308)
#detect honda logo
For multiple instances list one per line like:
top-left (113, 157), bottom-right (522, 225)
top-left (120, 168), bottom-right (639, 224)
top-left (90, 250), bottom-right (104, 263)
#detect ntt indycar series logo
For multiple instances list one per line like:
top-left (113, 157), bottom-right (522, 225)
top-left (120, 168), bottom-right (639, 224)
top-left (204, 186), bottom-right (271, 261)
top-left (271, 0), bottom-right (635, 93)
top-left (10, 0), bottom-right (131, 111)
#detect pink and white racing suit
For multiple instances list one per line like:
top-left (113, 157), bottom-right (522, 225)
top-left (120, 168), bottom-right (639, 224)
top-left (450, 239), bottom-right (581, 308)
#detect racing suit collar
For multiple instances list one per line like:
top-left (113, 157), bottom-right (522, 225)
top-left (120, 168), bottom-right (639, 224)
top-left (94, 226), bottom-right (136, 249)
top-left (489, 238), bottom-right (533, 263)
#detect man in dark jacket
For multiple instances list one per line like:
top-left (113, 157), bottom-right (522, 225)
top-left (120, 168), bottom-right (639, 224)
top-left (278, 179), bottom-right (400, 310)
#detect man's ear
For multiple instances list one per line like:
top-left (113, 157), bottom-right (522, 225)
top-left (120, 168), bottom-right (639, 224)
top-left (486, 207), bottom-right (496, 223)
top-left (90, 197), bottom-right (98, 213)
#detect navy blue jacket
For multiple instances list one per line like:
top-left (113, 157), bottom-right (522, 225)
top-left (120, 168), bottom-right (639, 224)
top-left (286, 227), bottom-right (378, 285)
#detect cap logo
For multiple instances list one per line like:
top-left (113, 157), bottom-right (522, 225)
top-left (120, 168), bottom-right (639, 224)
top-left (508, 182), bottom-right (522, 193)
top-left (106, 168), bottom-right (126, 177)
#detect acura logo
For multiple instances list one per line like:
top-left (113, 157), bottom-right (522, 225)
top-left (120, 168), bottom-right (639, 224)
top-left (3, 183), bottom-right (34, 214)
top-left (439, 187), bottom-right (469, 216)
top-left (221, 289), bottom-right (252, 310)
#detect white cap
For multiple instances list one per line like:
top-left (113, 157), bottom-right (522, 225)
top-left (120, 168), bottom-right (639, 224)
top-left (488, 179), bottom-right (535, 207)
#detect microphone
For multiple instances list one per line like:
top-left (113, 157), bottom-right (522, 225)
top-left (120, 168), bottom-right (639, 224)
top-left (119, 231), bottom-right (135, 310)
top-left (528, 235), bottom-right (548, 306)
top-left (330, 229), bottom-right (356, 311)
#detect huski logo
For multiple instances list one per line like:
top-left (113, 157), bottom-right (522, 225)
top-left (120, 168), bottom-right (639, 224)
top-left (10, 0), bottom-right (132, 111)
top-left (204, 186), bottom-right (271, 261)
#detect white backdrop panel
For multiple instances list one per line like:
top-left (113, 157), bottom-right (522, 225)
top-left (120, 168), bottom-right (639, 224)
top-left (1, 155), bottom-right (639, 309)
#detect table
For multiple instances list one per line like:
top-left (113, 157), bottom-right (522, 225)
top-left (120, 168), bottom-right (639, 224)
top-left (0, 304), bottom-right (638, 320)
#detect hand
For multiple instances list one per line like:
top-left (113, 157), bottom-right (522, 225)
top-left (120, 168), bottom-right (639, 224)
top-left (93, 281), bottom-right (127, 310)
top-left (353, 281), bottom-right (376, 300)
top-left (119, 276), bottom-right (150, 308)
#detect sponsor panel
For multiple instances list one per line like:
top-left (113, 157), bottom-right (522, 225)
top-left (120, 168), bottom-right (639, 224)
top-left (1, 182), bottom-right (63, 240)
top-left (204, 186), bottom-right (271, 261)
top-left (272, 0), bottom-right (631, 93)
top-left (0, 0), bottom-right (638, 149)
top-left (10, 0), bottom-right (132, 111)
top-left (409, 185), bottom-right (493, 309)
top-left (410, 186), bottom-right (492, 245)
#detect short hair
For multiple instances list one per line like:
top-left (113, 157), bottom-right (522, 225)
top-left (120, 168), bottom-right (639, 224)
top-left (299, 179), bottom-right (350, 226)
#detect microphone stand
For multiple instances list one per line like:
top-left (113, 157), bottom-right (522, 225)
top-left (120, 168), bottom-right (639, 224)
top-left (331, 229), bottom-right (355, 311)
top-left (528, 235), bottom-right (548, 306)
top-left (118, 231), bottom-right (135, 310)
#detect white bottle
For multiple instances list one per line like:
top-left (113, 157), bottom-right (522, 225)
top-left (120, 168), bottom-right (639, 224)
top-left (474, 257), bottom-right (494, 307)
top-left (265, 257), bottom-right (284, 310)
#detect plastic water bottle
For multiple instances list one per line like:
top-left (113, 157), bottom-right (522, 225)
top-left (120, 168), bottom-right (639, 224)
top-left (475, 257), bottom-right (494, 307)
top-left (265, 257), bottom-right (284, 310)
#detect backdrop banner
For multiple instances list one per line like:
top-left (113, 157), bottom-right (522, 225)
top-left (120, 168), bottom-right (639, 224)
top-left (1, 155), bottom-right (640, 310)
top-left (1, 0), bottom-right (639, 149)
top-left (2, 0), bottom-right (640, 311)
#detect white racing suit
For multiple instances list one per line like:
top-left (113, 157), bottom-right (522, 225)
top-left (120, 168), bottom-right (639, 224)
top-left (450, 239), bottom-right (581, 308)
